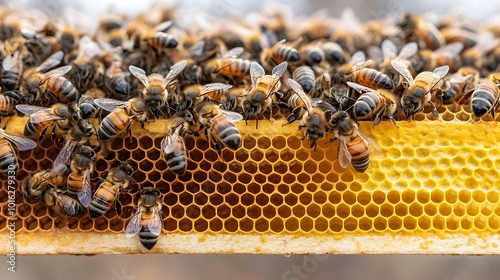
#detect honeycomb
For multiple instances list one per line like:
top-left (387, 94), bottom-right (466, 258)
top-left (1, 102), bottom-right (500, 254)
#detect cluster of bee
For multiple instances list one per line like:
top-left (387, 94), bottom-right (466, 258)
top-left (1, 5), bottom-right (500, 249)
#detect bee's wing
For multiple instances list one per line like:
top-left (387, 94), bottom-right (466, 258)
top-left (381, 39), bottom-right (397, 63)
top-left (54, 140), bottom-right (78, 168)
top-left (163, 60), bottom-right (187, 88)
top-left (56, 194), bottom-right (76, 216)
top-left (2, 52), bottom-right (22, 72)
top-left (474, 32), bottom-right (499, 54)
top-left (271, 61), bottom-right (288, 78)
top-left (391, 60), bottom-right (414, 85)
top-left (43, 66), bottom-right (72, 80)
top-left (350, 51), bottom-right (366, 66)
top-left (129, 65), bottom-right (149, 88)
top-left (218, 108), bottom-right (243, 122)
top-left (427, 65), bottom-right (450, 92)
top-left (434, 42), bottom-right (463, 57)
top-left (161, 134), bottom-right (178, 154)
top-left (29, 110), bottom-right (65, 124)
top-left (190, 40), bottom-right (205, 57)
top-left (311, 98), bottom-right (337, 113)
top-left (198, 83), bottom-right (233, 96)
top-left (348, 60), bottom-right (372, 74)
top-left (338, 137), bottom-right (352, 169)
top-left (35, 51), bottom-right (64, 73)
top-left (77, 36), bottom-right (102, 60)
top-left (450, 73), bottom-right (473, 84)
top-left (77, 168), bottom-right (93, 208)
top-left (125, 208), bottom-right (143, 238)
top-left (357, 130), bottom-right (381, 152)
top-left (0, 131), bottom-right (37, 151)
top-left (396, 42), bottom-right (418, 60)
top-left (33, 165), bottom-right (67, 189)
top-left (16, 104), bottom-right (50, 116)
top-left (94, 98), bottom-right (128, 112)
top-left (222, 47), bottom-right (244, 59)
top-left (287, 78), bottom-right (312, 113)
top-left (153, 20), bottom-right (173, 32)
top-left (147, 207), bottom-right (163, 236)
top-left (346, 81), bottom-right (377, 95)
top-left (250, 62), bottom-right (265, 85)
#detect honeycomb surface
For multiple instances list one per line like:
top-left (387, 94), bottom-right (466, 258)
top-left (1, 104), bottom-right (500, 244)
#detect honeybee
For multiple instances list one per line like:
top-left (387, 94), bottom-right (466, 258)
top-left (104, 61), bottom-right (131, 100)
top-left (241, 61), bottom-right (287, 128)
top-left (94, 97), bottom-right (148, 141)
top-left (76, 89), bottom-right (106, 119)
top-left (129, 60), bottom-right (187, 115)
top-left (221, 87), bottom-right (246, 112)
top-left (21, 51), bottom-right (71, 105)
top-left (184, 83), bottom-right (233, 103)
top-left (287, 78), bottom-right (335, 150)
top-left (204, 47), bottom-right (251, 81)
top-left (45, 75), bottom-right (79, 104)
top-left (146, 31), bottom-right (178, 51)
top-left (391, 60), bottom-right (449, 119)
top-left (334, 52), bottom-right (394, 90)
top-left (68, 36), bottom-right (106, 93)
top-left (347, 82), bottom-right (398, 126)
top-left (260, 39), bottom-right (300, 68)
top-left (43, 186), bottom-right (84, 217)
top-left (460, 74), bottom-right (500, 118)
top-left (21, 164), bottom-right (67, 200)
top-left (299, 43), bottom-right (326, 66)
top-left (379, 40), bottom-right (418, 78)
top-left (56, 24), bottom-right (79, 55)
top-left (329, 111), bottom-right (380, 173)
top-left (0, 90), bottom-right (25, 119)
top-left (194, 101), bottom-right (243, 155)
top-left (66, 144), bottom-right (95, 207)
top-left (96, 15), bottom-right (126, 47)
top-left (89, 161), bottom-right (133, 218)
top-left (16, 103), bottom-right (72, 141)
top-left (461, 33), bottom-right (498, 69)
top-left (442, 72), bottom-right (474, 104)
top-left (127, 20), bottom-right (174, 51)
top-left (1, 51), bottom-right (23, 91)
top-left (398, 13), bottom-right (445, 50)
top-left (126, 186), bottom-right (163, 250)
top-left (432, 42), bottom-right (464, 73)
top-left (0, 128), bottom-right (37, 175)
top-left (161, 124), bottom-right (188, 175)
top-left (441, 27), bottom-right (477, 50)
top-left (292, 66), bottom-right (316, 95)
top-left (320, 41), bottom-right (346, 65)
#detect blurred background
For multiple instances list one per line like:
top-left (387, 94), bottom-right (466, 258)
top-left (1, 0), bottom-right (500, 279)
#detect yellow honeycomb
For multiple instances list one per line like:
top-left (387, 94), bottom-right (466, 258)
top-left (1, 103), bottom-right (500, 254)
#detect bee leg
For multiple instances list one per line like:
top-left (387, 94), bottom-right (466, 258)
top-left (255, 116), bottom-right (259, 130)
top-left (39, 125), bottom-right (50, 142)
top-left (428, 101), bottom-right (439, 117)
top-left (51, 124), bottom-right (58, 140)
top-left (384, 109), bottom-right (399, 129)
top-left (115, 198), bottom-right (122, 217)
top-left (435, 89), bottom-right (444, 107)
top-left (209, 132), bottom-right (223, 158)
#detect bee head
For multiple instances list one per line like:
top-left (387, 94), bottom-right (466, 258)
top-left (401, 95), bottom-right (422, 118)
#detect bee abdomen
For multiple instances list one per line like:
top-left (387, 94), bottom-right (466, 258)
top-left (139, 229), bottom-right (159, 250)
top-left (1, 71), bottom-right (20, 91)
top-left (46, 76), bottom-right (78, 103)
top-left (66, 173), bottom-right (84, 199)
top-left (353, 92), bottom-right (384, 119)
top-left (0, 141), bottom-right (17, 174)
top-left (148, 33), bottom-right (178, 49)
top-left (355, 69), bottom-right (394, 90)
top-left (471, 82), bottom-right (499, 117)
top-left (273, 45), bottom-right (300, 63)
top-left (293, 66), bottom-right (316, 94)
top-left (212, 118), bottom-right (241, 150)
top-left (166, 151), bottom-right (187, 175)
top-left (98, 110), bottom-right (130, 140)
top-left (347, 136), bottom-right (370, 173)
